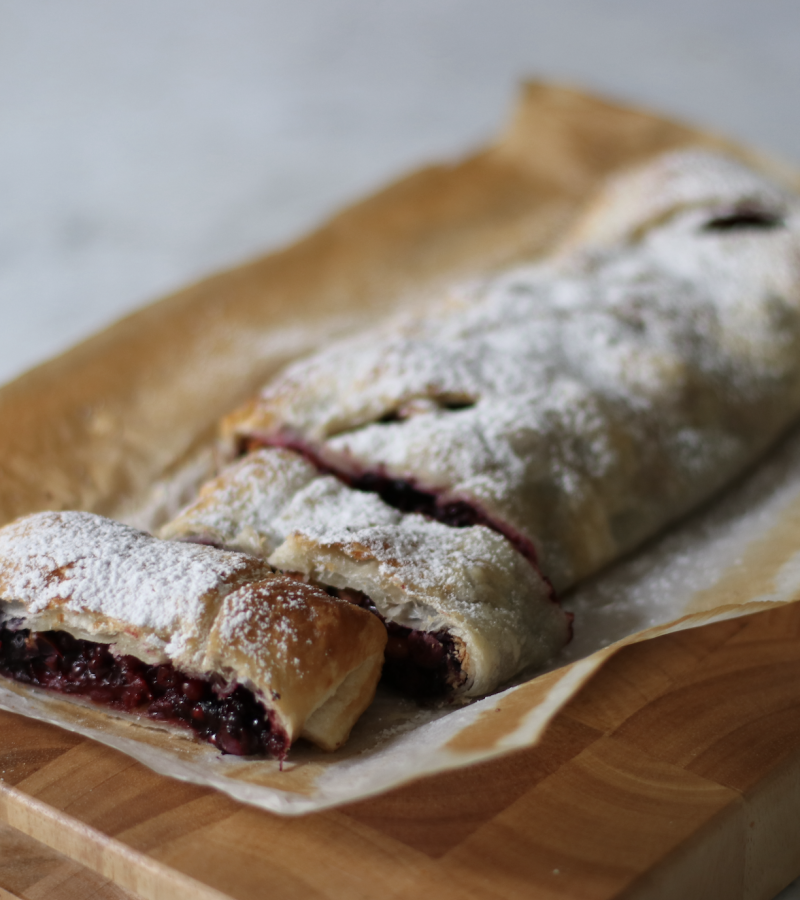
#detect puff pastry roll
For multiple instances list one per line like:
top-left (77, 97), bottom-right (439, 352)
top-left (161, 448), bottom-right (571, 698)
top-left (0, 511), bottom-right (386, 756)
top-left (224, 150), bottom-right (800, 591)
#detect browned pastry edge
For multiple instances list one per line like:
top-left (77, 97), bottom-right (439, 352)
top-left (206, 576), bottom-right (388, 748)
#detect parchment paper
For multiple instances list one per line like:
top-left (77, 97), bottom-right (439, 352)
top-left (1, 83), bottom-right (798, 814)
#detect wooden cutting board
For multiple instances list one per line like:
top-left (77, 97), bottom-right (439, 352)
top-left (1, 600), bottom-right (800, 900)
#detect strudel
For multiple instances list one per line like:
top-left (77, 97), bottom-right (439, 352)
top-left (0, 511), bottom-right (386, 756)
top-left (222, 150), bottom-right (800, 594)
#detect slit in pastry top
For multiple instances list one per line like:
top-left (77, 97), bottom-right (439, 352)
top-left (0, 511), bottom-right (387, 756)
top-left (222, 150), bottom-right (800, 592)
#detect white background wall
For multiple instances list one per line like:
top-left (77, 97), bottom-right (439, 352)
top-left (1, 4), bottom-right (799, 892)
top-left (2, 1), bottom-right (800, 387)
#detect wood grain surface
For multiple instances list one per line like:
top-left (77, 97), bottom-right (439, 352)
top-left (0, 822), bottom-right (139, 900)
top-left (1, 601), bottom-right (799, 900)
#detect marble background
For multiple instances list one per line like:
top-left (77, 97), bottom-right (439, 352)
top-left (1, 2), bottom-right (799, 895)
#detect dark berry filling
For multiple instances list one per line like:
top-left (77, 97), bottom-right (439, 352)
top-left (329, 587), bottom-right (466, 699)
top-left (348, 472), bottom-right (484, 529)
top-left (0, 626), bottom-right (288, 759)
top-left (383, 623), bottom-right (465, 699)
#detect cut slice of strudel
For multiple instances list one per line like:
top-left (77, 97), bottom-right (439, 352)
top-left (0, 511), bottom-right (386, 756)
top-left (223, 150), bottom-right (800, 592)
top-left (161, 448), bottom-right (571, 698)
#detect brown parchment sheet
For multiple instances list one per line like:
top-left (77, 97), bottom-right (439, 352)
top-left (1, 83), bottom-right (800, 815)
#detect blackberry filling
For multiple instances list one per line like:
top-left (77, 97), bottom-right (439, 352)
top-left (348, 472), bottom-right (484, 529)
top-left (327, 588), bottom-right (466, 699)
top-left (0, 626), bottom-right (288, 759)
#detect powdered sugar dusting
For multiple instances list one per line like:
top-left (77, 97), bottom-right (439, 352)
top-left (276, 476), bottom-right (495, 590)
top-left (0, 511), bottom-right (255, 659)
top-left (160, 448), bottom-right (318, 555)
top-left (217, 580), bottom-right (322, 679)
top-left (275, 476), bottom-right (401, 537)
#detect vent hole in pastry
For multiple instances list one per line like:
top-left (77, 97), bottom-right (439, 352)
top-left (703, 207), bottom-right (784, 232)
top-left (439, 399), bottom-right (476, 411)
top-left (0, 626), bottom-right (289, 759)
top-left (376, 396), bottom-right (477, 424)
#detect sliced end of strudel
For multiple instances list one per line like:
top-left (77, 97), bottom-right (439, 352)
top-left (0, 511), bottom-right (386, 757)
top-left (162, 449), bottom-right (572, 699)
top-left (204, 577), bottom-right (385, 751)
top-left (269, 518), bottom-right (568, 700)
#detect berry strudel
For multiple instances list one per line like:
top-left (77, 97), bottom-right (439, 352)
top-left (0, 511), bottom-right (387, 757)
top-left (222, 149), bottom-right (800, 595)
